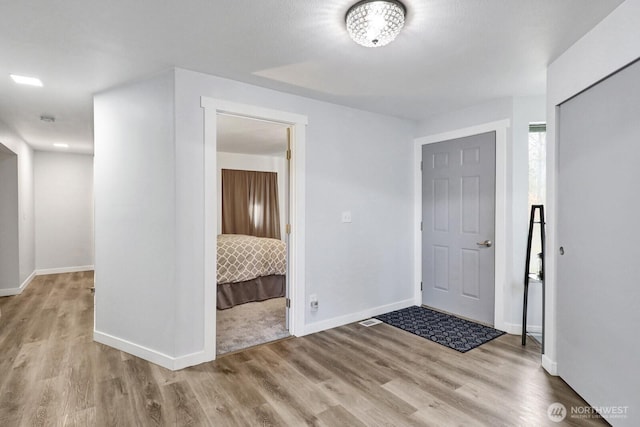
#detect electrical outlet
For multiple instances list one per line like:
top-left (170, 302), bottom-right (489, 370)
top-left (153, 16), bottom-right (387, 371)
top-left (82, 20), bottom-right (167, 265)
top-left (309, 294), bottom-right (318, 312)
top-left (341, 211), bottom-right (352, 223)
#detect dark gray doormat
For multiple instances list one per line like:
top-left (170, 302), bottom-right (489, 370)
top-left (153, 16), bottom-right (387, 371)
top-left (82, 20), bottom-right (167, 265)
top-left (375, 306), bottom-right (505, 352)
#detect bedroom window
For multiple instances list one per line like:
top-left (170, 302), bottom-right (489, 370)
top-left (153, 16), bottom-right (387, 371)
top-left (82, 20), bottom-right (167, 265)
top-left (221, 169), bottom-right (281, 239)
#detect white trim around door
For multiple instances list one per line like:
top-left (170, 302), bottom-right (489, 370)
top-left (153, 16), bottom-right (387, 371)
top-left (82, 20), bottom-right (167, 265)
top-left (200, 97), bottom-right (308, 360)
top-left (414, 119), bottom-right (510, 331)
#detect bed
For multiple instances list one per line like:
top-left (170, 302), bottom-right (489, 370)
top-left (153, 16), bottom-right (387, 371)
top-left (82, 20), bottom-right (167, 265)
top-left (217, 234), bottom-right (286, 309)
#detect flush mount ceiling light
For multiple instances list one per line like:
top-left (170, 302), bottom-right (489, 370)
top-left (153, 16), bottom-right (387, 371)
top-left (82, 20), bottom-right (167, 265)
top-left (346, 0), bottom-right (406, 48)
top-left (10, 74), bottom-right (43, 87)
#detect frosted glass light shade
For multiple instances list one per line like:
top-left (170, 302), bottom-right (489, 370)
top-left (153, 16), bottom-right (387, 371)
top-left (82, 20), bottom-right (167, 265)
top-left (346, 0), bottom-right (406, 48)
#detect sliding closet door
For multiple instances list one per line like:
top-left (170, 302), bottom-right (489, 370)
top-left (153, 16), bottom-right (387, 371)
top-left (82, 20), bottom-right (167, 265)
top-left (557, 58), bottom-right (640, 425)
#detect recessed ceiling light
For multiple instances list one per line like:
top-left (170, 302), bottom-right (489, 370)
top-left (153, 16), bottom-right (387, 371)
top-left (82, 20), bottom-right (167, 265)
top-left (10, 74), bottom-right (43, 87)
top-left (53, 143), bottom-right (69, 149)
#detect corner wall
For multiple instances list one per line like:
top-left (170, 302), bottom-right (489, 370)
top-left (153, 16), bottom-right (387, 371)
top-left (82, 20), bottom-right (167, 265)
top-left (93, 70), bottom-right (178, 364)
top-left (415, 95), bottom-right (546, 334)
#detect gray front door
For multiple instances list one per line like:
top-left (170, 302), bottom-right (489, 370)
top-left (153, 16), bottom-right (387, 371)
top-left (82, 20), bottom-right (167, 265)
top-left (421, 132), bottom-right (496, 324)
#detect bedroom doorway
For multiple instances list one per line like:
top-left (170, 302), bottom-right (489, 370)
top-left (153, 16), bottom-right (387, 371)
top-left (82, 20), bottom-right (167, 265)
top-left (202, 97), bottom-right (307, 361)
top-left (214, 113), bottom-right (292, 355)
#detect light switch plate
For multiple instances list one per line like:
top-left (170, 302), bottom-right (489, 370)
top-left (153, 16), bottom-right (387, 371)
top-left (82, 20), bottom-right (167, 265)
top-left (341, 211), bottom-right (352, 223)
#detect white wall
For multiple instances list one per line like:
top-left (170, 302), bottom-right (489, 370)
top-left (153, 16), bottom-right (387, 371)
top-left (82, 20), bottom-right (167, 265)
top-left (216, 152), bottom-right (287, 238)
top-left (416, 97), bottom-right (514, 137)
top-left (545, 0), bottom-right (640, 414)
top-left (416, 96), bottom-right (546, 333)
top-left (93, 70), bottom-right (178, 361)
top-left (0, 120), bottom-right (35, 293)
top-left (0, 145), bottom-right (20, 292)
top-left (34, 151), bottom-right (94, 272)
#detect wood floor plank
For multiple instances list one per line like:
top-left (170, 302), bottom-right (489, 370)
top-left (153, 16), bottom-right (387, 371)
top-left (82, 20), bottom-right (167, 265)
top-left (383, 378), bottom-right (485, 427)
top-left (95, 377), bottom-right (131, 427)
top-left (160, 381), bottom-right (209, 426)
top-left (268, 339), bottom-right (333, 384)
top-left (304, 332), bottom-right (394, 385)
top-left (184, 374), bottom-right (248, 427)
top-left (234, 358), bottom-right (322, 426)
top-left (316, 404), bottom-right (368, 427)
top-left (252, 347), bottom-right (339, 414)
top-left (0, 272), bottom-right (610, 426)
top-left (213, 356), bottom-right (269, 410)
top-left (252, 402), bottom-right (289, 427)
top-left (122, 356), bottom-right (164, 425)
top-left (63, 406), bottom-right (96, 427)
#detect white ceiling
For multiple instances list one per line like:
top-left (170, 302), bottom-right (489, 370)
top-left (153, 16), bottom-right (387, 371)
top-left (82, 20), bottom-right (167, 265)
top-left (0, 0), bottom-right (624, 154)
top-left (217, 114), bottom-right (288, 156)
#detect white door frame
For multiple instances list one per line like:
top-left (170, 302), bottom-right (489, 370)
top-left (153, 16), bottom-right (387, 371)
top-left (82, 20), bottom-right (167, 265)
top-left (414, 120), bottom-right (510, 330)
top-left (201, 97), bottom-right (308, 360)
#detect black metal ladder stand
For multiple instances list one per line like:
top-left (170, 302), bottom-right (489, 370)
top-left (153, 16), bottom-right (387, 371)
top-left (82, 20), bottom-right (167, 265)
top-left (522, 204), bottom-right (545, 353)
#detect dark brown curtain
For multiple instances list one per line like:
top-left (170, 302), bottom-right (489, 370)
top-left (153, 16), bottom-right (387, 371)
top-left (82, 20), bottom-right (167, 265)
top-left (222, 169), bottom-right (281, 239)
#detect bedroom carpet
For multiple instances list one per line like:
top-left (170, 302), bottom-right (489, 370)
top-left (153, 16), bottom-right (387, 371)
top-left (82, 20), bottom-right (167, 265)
top-left (217, 297), bottom-right (289, 355)
top-left (375, 305), bottom-right (505, 353)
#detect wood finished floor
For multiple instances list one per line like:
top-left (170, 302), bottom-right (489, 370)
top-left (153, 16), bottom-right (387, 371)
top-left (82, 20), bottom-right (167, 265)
top-left (0, 273), bottom-right (605, 427)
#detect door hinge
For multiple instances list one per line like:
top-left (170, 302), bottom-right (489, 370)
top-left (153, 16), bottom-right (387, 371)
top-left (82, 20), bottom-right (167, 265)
top-left (420, 281), bottom-right (423, 291)
top-left (420, 221), bottom-right (423, 231)
top-left (286, 298), bottom-right (291, 308)
top-left (420, 161), bottom-right (423, 171)
top-left (286, 224), bottom-right (291, 234)
top-left (286, 149), bottom-right (291, 160)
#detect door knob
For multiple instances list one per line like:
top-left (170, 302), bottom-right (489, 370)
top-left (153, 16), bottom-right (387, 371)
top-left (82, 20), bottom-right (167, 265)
top-left (477, 240), bottom-right (492, 247)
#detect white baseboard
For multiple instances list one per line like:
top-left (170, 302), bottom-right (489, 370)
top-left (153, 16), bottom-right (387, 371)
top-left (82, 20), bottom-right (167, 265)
top-left (0, 270), bottom-right (37, 297)
top-left (0, 267), bottom-right (95, 297)
top-left (542, 355), bottom-right (558, 376)
top-left (94, 330), bottom-right (211, 371)
top-left (302, 298), bottom-right (415, 336)
top-left (504, 322), bottom-right (542, 335)
top-left (35, 265), bottom-right (94, 275)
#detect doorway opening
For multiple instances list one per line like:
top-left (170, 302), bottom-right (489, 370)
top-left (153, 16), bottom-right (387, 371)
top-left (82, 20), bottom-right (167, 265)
top-left (215, 114), bottom-right (291, 355)
top-left (201, 97), bottom-right (307, 360)
top-left (0, 143), bottom-right (20, 295)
